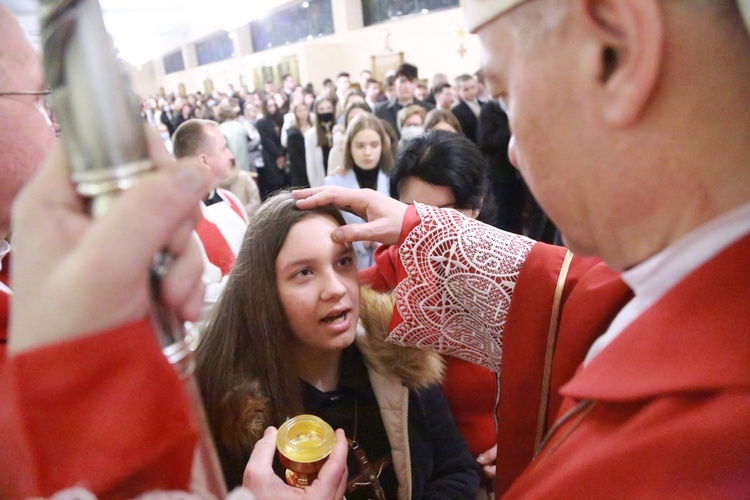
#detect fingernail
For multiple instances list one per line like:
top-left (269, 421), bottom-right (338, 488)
top-left (173, 166), bottom-right (206, 196)
top-left (332, 229), bottom-right (344, 242)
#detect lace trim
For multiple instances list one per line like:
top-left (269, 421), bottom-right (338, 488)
top-left (389, 204), bottom-right (535, 373)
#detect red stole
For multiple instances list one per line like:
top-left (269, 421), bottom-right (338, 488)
top-left (195, 191), bottom-right (246, 276)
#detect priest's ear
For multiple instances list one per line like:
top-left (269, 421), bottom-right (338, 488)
top-left (578, 0), bottom-right (664, 127)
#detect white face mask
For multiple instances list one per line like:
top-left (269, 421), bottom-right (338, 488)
top-left (400, 125), bottom-right (425, 141)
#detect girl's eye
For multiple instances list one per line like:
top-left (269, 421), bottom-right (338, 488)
top-left (294, 268), bottom-right (313, 278)
top-left (339, 256), bottom-right (355, 267)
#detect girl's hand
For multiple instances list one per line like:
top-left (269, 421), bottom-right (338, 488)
top-left (477, 444), bottom-right (497, 479)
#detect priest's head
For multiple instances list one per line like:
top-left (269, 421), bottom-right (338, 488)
top-left (464, 0), bottom-right (750, 270)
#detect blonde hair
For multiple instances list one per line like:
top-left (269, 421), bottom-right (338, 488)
top-left (397, 105), bottom-right (427, 131)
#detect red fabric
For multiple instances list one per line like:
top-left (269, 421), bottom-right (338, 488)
top-left (369, 209), bottom-right (633, 495)
top-left (196, 190), bottom-right (248, 276)
top-left (0, 319), bottom-right (199, 498)
top-left (441, 356), bottom-right (497, 457)
top-left (195, 216), bottom-right (236, 276)
top-left (505, 233), bottom-right (750, 498)
top-left (496, 243), bottom-right (631, 494)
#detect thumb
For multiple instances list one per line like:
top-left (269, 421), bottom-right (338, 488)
top-left (332, 218), bottom-right (400, 246)
top-left (332, 223), bottom-right (369, 244)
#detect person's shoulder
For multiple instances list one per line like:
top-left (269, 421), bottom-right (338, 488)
top-left (452, 100), bottom-right (468, 112)
top-left (286, 126), bottom-right (303, 137)
top-left (416, 99), bottom-right (434, 111)
top-left (374, 100), bottom-right (392, 115)
top-left (217, 188), bottom-right (246, 207)
top-left (304, 127), bottom-right (317, 144)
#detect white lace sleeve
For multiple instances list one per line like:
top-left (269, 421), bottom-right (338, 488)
top-left (388, 204), bottom-right (535, 373)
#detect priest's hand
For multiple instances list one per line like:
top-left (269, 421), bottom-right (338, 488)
top-left (243, 426), bottom-right (348, 499)
top-left (293, 186), bottom-right (408, 246)
top-left (8, 131), bottom-right (211, 354)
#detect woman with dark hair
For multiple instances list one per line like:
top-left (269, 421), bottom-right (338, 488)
top-left (389, 130), bottom-right (486, 217)
top-left (196, 193), bottom-right (479, 497)
top-left (255, 95), bottom-right (288, 199)
top-left (367, 130), bottom-right (499, 497)
top-left (424, 108), bottom-right (464, 135)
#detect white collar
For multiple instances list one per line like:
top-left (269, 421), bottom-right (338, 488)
top-left (584, 201), bottom-right (750, 364)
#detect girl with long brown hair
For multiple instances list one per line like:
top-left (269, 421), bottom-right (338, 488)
top-left (196, 193), bottom-right (479, 497)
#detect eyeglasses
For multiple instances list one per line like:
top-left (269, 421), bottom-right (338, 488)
top-left (0, 90), bottom-right (53, 118)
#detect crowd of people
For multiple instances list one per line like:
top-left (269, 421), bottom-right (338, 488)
top-left (140, 60), bottom-right (553, 242)
top-left (1, 0), bottom-right (749, 498)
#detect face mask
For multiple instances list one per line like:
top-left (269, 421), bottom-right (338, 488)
top-left (317, 112), bottom-right (334, 124)
top-left (400, 125), bottom-right (424, 141)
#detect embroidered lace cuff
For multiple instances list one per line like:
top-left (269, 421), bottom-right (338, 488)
top-left (389, 204), bottom-right (535, 373)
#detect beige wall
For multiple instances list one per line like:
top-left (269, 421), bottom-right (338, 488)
top-left (128, 6), bottom-right (481, 98)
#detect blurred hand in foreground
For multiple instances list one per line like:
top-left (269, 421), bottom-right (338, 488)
top-left (9, 131), bottom-right (211, 354)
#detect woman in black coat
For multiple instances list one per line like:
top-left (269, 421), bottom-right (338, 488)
top-left (255, 95), bottom-right (289, 200)
top-left (285, 102), bottom-right (314, 188)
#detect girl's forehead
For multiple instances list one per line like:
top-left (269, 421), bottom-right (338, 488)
top-left (354, 127), bottom-right (380, 138)
top-left (278, 215), bottom-right (346, 261)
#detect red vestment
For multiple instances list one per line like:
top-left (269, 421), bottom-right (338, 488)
top-left (377, 204), bottom-right (749, 497)
top-left (0, 319), bottom-right (199, 498)
top-left (505, 232), bottom-right (750, 498)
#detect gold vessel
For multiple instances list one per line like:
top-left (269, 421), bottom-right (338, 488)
top-left (276, 414), bottom-right (336, 488)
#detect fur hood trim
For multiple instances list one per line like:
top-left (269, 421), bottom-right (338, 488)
top-left (357, 287), bottom-right (445, 390)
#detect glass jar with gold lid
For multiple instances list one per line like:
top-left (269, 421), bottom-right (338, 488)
top-left (276, 414), bottom-right (336, 487)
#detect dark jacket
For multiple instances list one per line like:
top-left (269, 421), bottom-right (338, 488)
top-left (216, 290), bottom-right (480, 498)
top-left (285, 127), bottom-right (309, 188)
top-left (451, 99), bottom-right (485, 144)
top-left (255, 116), bottom-right (288, 199)
top-left (477, 100), bottom-right (527, 233)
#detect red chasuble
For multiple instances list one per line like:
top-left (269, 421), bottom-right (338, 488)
top-left (0, 319), bottom-right (199, 498)
top-left (375, 205), bottom-right (749, 498)
top-left (505, 233), bottom-right (750, 498)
